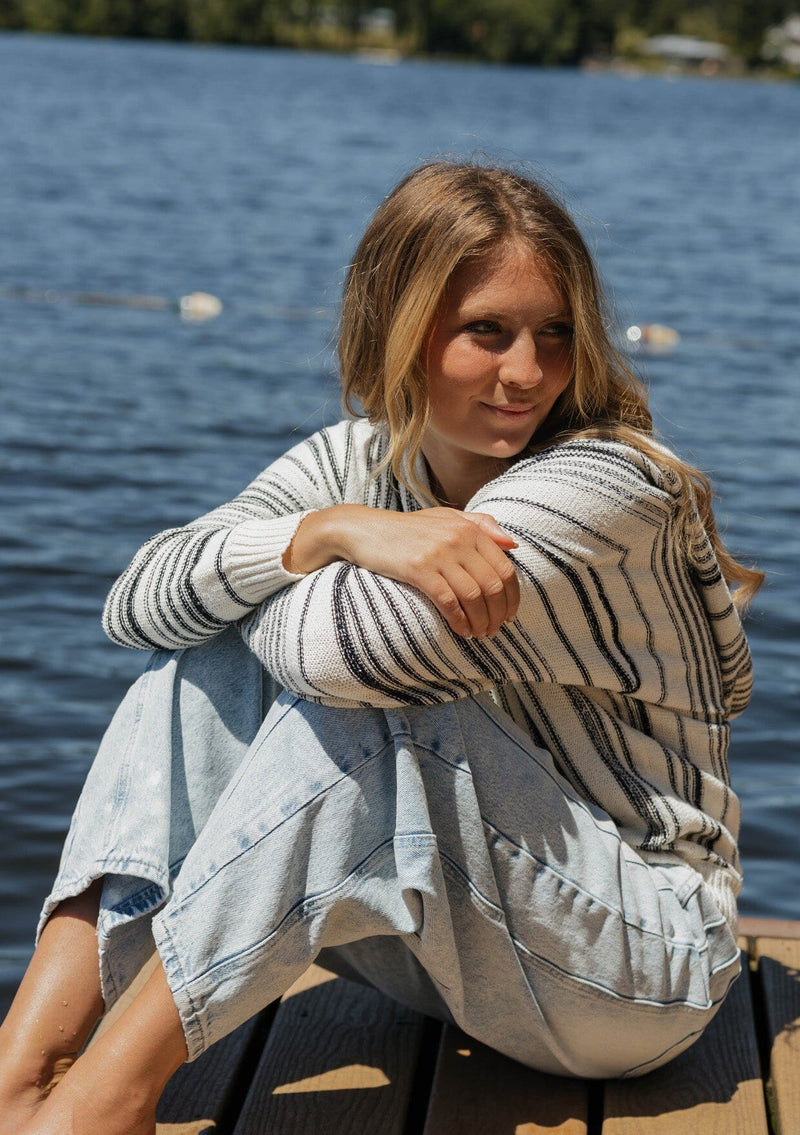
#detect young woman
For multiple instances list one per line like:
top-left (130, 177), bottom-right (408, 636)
top-left (0, 161), bottom-right (762, 1135)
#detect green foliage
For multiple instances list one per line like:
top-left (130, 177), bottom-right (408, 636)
top-left (1, 0), bottom-right (798, 67)
top-left (186, 0), bottom-right (278, 45)
top-left (424, 0), bottom-right (582, 64)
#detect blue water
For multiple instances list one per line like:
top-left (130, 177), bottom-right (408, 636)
top-left (1, 33), bottom-right (798, 1011)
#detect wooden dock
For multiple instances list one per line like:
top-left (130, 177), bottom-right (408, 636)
top-left (103, 916), bottom-right (800, 1134)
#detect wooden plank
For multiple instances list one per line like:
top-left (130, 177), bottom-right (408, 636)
top-left (602, 951), bottom-right (769, 1135)
top-left (232, 965), bottom-right (426, 1134)
top-left (155, 1013), bottom-right (272, 1135)
top-left (755, 936), bottom-right (800, 1135)
top-left (739, 917), bottom-right (800, 941)
top-left (422, 1023), bottom-right (589, 1135)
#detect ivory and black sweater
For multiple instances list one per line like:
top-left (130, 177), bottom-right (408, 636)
top-left (103, 419), bottom-right (753, 927)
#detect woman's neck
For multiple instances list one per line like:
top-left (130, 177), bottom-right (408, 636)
top-left (423, 452), bottom-right (510, 510)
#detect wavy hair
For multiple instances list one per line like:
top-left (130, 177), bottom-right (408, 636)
top-left (339, 161), bottom-right (762, 608)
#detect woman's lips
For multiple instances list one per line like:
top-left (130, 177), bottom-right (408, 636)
top-left (482, 402), bottom-right (536, 417)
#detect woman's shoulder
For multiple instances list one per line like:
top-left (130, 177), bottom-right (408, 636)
top-left (274, 417), bottom-right (387, 476)
top-left (467, 435), bottom-right (691, 549)
top-left (283, 416), bottom-right (379, 452)
top-left (523, 435), bottom-right (683, 496)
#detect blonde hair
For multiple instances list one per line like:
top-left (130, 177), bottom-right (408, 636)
top-left (339, 161), bottom-right (762, 608)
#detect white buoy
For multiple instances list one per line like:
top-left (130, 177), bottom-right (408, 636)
top-left (625, 324), bottom-right (680, 351)
top-left (179, 292), bottom-right (223, 322)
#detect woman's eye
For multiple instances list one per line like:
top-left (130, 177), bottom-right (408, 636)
top-left (465, 320), bottom-right (502, 335)
top-left (539, 322), bottom-right (574, 340)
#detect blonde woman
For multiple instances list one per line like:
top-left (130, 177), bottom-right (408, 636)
top-left (0, 162), bottom-right (761, 1135)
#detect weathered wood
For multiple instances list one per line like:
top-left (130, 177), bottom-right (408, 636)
top-left (755, 935), bottom-right (800, 1135)
top-left (601, 952), bottom-right (769, 1135)
top-left (155, 1013), bottom-right (272, 1135)
top-left (99, 927), bottom-right (800, 1134)
top-left (739, 916), bottom-right (800, 941)
top-left (422, 1024), bottom-right (589, 1135)
top-left (232, 964), bottom-right (426, 1134)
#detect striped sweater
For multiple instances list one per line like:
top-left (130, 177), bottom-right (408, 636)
top-left (103, 418), bottom-right (753, 927)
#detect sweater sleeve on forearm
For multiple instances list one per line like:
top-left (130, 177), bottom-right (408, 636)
top-left (102, 422), bottom-right (365, 650)
top-left (241, 440), bottom-right (751, 718)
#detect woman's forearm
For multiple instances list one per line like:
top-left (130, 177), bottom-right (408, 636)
top-left (102, 422), bottom-right (373, 651)
top-left (102, 513), bottom-right (311, 651)
top-left (285, 504), bottom-right (520, 639)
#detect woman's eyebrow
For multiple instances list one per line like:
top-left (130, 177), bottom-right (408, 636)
top-left (458, 305), bottom-right (573, 320)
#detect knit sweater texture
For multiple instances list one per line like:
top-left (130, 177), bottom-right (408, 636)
top-left (103, 418), bottom-right (753, 928)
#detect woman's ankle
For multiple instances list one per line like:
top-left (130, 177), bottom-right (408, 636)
top-left (14, 1064), bottom-right (159, 1135)
top-left (0, 1063), bottom-right (60, 1135)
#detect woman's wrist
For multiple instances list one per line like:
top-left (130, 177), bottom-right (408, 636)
top-left (282, 505), bottom-right (369, 574)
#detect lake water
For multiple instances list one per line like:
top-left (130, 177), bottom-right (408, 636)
top-left (1, 32), bottom-right (798, 1013)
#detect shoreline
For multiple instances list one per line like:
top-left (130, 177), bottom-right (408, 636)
top-left (1, 27), bottom-right (797, 84)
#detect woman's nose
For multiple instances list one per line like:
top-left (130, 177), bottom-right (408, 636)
top-left (499, 334), bottom-right (543, 388)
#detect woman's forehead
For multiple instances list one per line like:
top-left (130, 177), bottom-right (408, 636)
top-left (447, 241), bottom-right (567, 310)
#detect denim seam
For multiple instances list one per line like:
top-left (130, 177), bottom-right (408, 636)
top-left (438, 852), bottom-right (507, 923)
top-left (619, 1023), bottom-right (710, 1078)
top-left (161, 835), bottom-right (428, 990)
top-left (482, 817), bottom-right (705, 950)
top-left (512, 933), bottom-right (720, 1012)
top-left (168, 738), bottom-right (399, 904)
top-left (100, 664), bottom-right (155, 849)
top-left (44, 856), bottom-right (167, 916)
top-left (152, 914), bottom-right (208, 1061)
top-left (436, 848), bottom-right (737, 1013)
top-left (709, 947), bottom-right (743, 978)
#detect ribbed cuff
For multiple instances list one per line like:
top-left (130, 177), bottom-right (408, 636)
top-left (220, 513), bottom-right (312, 606)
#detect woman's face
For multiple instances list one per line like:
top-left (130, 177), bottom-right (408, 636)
top-left (421, 241), bottom-right (574, 507)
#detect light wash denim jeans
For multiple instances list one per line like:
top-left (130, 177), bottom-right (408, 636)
top-left (40, 628), bottom-right (740, 1078)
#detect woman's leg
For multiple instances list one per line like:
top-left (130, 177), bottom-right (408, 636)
top-left (0, 884), bottom-right (186, 1135)
top-left (16, 962), bottom-right (187, 1135)
top-left (36, 628), bottom-right (270, 1011)
top-left (0, 629), bottom-right (270, 1133)
top-left (3, 637), bottom-right (741, 1128)
top-left (0, 884), bottom-right (104, 1131)
top-left (133, 691), bottom-right (739, 1079)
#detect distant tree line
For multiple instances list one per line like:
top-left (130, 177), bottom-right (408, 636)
top-left (0, 0), bottom-right (796, 66)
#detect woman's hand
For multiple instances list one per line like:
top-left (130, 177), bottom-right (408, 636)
top-left (284, 505), bottom-right (520, 639)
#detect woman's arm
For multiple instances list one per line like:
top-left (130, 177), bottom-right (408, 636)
top-left (243, 440), bottom-right (701, 708)
top-left (284, 504), bottom-right (521, 640)
top-left (102, 421), bottom-right (376, 650)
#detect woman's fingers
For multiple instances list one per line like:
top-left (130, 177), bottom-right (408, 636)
top-left (308, 504), bottom-right (521, 638)
top-left (422, 538), bottom-right (520, 638)
top-left (424, 573), bottom-right (474, 637)
top-left (438, 564), bottom-right (495, 638)
top-left (461, 510), bottom-right (518, 549)
top-left (462, 541), bottom-right (519, 635)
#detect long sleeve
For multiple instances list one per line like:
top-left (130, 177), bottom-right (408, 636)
top-left (242, 439), bottom-right (752, 721)
top-left (102, 419), bottom-right (382, 650)
top-left (242, 436), bottom-right (753, 924)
